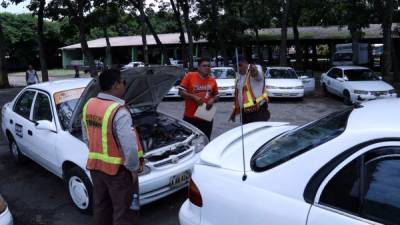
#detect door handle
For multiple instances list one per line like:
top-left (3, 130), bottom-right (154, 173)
top-left (10, 119), bottom-right (13, 124)
top-left (28, 130), bottom-right (33, 136)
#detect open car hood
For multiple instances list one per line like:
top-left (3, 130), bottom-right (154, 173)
top-left (68, 66), bottom-right (185, 131)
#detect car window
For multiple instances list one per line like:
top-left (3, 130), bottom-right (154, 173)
top-left (327, 69), bottom-right (337, 79)
top-left (54, 88), bottom-right (85, 130)
top-left (226, 69), bottom-right (236, 79)
top-left (363, 157), bottom-right (400, 224)
top-left (211, 69), bottom-right (227, 79)
top-left (320, 158), bottom-right (360, 214)
top-left (268, 69), bottom-right (298, 79)
top-left (319, 147), bottom-right (400, 224)
top-left (33, 92), bottom-right (53, 122)
top-left (343, 69), bottom-right (380, 81)
top-left (251, 108), bottom-right (352, 172)
top-left (14, 90), bottom-right (36, 120)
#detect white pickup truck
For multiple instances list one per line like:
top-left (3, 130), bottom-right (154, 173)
top-left (1, 66), bottom-right (208, 214)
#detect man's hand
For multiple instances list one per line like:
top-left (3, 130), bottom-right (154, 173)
top-left (206, 99), bottom-right (215, 110)
top-left (137, 158), bottom-right (145, 173)
top-left (194, 96), bottom-right (203, 106)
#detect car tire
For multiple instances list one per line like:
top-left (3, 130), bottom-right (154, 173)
top-left (343, 90), bottom-right (352, 105)
top-left (65, 167), bottom-right (93, 215)
top-left (322, 84), bottom-right (330, 97)
top-left (9, 137), bottom-right (27, 164)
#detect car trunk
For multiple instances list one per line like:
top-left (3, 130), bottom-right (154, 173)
top-left (69, 66), bottom-right (195, 163)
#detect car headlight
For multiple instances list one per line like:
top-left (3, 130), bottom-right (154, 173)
top-left (389, 89), bottom-right (397, 94)
top-left (266, 85), bottom-right (277, 89)
top-left (0, 194), bottom-right (7, 214)
top-left (354, 90), bottom-right (369, 95)
top-left (191, 135), bottom-right (209, 153)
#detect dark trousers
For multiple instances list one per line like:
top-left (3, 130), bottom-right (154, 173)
top-left (183, 117), bottom-right (213, 140)
top-left (242, 103), bottom-right (270, 124)
top-left (90, 168), bottom-right (139, 225)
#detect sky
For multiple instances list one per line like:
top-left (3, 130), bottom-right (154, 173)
top-left (0, 0), bottom-right (160, 14)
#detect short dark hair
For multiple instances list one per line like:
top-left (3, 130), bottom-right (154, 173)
top-left (236, 56), bottom-right (253, 65)
top-left (198, 57), bottom-right (210, 66)
top-left (99, 69), bottom-right (121, 91)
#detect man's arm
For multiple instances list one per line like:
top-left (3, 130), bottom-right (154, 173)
top-left (250, 64), bottom-right (263, 81)
top-left (113, 108), bottom-right (139, 172)
top-left (81, 118), bottom-right (88, 144)
top-left (178, 88), bottom-right (203, 106)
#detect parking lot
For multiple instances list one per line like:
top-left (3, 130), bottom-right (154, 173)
top-left (0, 86), bottom-right (347, 225)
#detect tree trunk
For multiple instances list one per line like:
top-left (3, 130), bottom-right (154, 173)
top-left (38, 0), bottom-right (49, 82)
top-left (77, 0), bottom-right (97, 77)
top-left (382, 0), bottom-right (394, 78)
top-left (291, 1), bottom-right (302, 70)
top-left (139, 0), bottom-right (149, 65)
top-left (130, 0), bottom-right (170, 65)
top-left (392, 39), bottom-right (399, 82)
top-left (179, 0), bottom-right (194, 69)
top-left (349, 27), bottom-right (361, 65)
top-left (170, 0), bottom-right (187, 67)
top-left (280, 0), bottom-right (290, 66)
top-left (0, 20), bottom-right (9, 88)
top-left (211, 0), bottom-right (228, 66)
top-left (103, 0), bottom-right (112, 68)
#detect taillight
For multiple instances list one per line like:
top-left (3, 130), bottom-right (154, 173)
top-left (188, 178), bottom-right (203, 207)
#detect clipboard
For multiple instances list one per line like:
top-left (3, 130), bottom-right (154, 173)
top-left (194, 104), bottom-right (217, 121)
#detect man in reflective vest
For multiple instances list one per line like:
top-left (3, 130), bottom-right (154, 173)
top-left (230, 57), bottom-right (270, 124)
top-left (82, 69), bottom-right (144, 225)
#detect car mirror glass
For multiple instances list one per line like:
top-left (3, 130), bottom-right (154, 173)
top-left (36, 120), bottom-right (56, 132)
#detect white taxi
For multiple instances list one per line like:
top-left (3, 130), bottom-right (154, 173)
top-left (211, 67), bottom-right (236, 98)
top-left (1, 66), bottom-right (208, 214)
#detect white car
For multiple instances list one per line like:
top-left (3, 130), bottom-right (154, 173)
top-left (265, 67), bottom-right (315, 98)
top-left (211, 67), bottom-right (236, 98)
top-left (321, 66), bottom-right (397, 104)
top-left (0, 194), bottom-right (12, 225)
top-left (121, 61), bottom-right (145, 70)
top-left (180, 98), bottom-right (400, 225)
top-left (1, 66), bottom-right (209, 214)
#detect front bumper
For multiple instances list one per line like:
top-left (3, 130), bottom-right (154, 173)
top-left (179, 200), bottom-right (201, 225)
top-left (218, 89), bottom-right (234, 98)
top-left (0, 207), bottom-right (13, 225)
top-left (139, 151), bottom-right (201, 205)
top-left (267, 89), bottom-right (304, 98)
top-left (354, 93), bottom-right (397, 102)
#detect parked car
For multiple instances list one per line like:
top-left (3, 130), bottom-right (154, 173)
top-left (180, 98), bottom-right (400, 225)
top-left (121, 61), bottom-right (145, 70)
top-left (1, 66), bottom-right (209, 214)
top-left (265, 67), bottom-right (315, 99)
top-left (0, 194), bottom-right (12, 225)
top-left (165, 79), bottom-right (182, 98)
top-left (211, 67), bottom-right (236, 98)
top-left (320, 66), bottom-right (397, 104)
top-left (332, 43), bottom-right (369, 66)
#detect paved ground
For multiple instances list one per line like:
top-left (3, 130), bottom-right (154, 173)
top-left (0, 81), bottom-right (347, 225)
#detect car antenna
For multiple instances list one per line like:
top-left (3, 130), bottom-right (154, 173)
top-left (236, 48), bottom-right (247, 182)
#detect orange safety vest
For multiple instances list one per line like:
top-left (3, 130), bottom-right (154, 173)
top-left (233, 71), bottom-right (269, 114)
top-left (83, 97), bottom-right (144, 175)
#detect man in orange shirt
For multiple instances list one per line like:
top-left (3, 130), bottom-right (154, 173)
top-left (179, 58), bottom-right (219, 140)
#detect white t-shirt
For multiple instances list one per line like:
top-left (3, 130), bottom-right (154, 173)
top-left (237, 65), bottom-right (264, 108)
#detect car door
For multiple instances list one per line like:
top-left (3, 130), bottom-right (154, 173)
top-left (330, 69), bottom-right (343, 95)
top-left (11, 89), bottom-right (37, 156)
top-left (324, 69), bottom-right (337, 94)
top-left (307, 145), bottom-right (400, 225)
top-left (298, 71), bottom-right (315, 94)
top-left (30, 91), bottom-right (59, 174)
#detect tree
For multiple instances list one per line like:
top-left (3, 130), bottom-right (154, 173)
top-left (0, 18), bottom-right (9, 88)
top-left (139, 0), bottom-right (149, 65)
top-left (280, 0), bottom-right (290, 66)
top-left (290, 0), bottom-right (303, 69)
top-left (178, 0), bottom-right (194, 69)
top-left (170, 0), bottom-right (187, 67)
top-left (35, 0), bottom-right (49, 81)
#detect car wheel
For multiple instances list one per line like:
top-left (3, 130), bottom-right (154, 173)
top-left (9, 137), bottom-right (27, 164)
top-left (322, 84), bottom-right (330, 97)
top-left (343, 90), bottom-right (352, 105)
top-left (65, 167), bottom-right (93, 214)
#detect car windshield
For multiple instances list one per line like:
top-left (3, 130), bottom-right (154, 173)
top-left (333, 53), bottom-right (352, 61)
top-left (268, 69), bottom-right (298, 79)
top-left (251, 108), bottom-right (353, 171)
top-left (54, 88), bottom-right (85, 130)
top-left (344, 69), bottom-right (380, 81)
top-left (211, 69), bottom-right (235, 79)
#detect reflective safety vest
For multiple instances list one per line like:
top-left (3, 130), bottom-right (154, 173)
top-left (83, 97), bottom-right (144, 175)
top-left (234, 71), bottom-right (269, 114)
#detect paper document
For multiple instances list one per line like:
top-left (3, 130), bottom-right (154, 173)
top-left (194, 104), bottom-right (217, 122)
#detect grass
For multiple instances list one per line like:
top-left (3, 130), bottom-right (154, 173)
top-left (9, 69), bottom-right (75, 77)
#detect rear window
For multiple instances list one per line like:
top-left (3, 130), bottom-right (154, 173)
top-left (54, 88), bottom-right (85, 130)
top-left (251, 108), bottom-right (353, 172)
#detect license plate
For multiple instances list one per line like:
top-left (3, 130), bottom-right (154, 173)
top-left (170, 171), bottom-right (190, 188)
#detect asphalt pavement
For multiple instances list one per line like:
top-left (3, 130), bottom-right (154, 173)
top-left (0, 85), bottom-right (346, 225)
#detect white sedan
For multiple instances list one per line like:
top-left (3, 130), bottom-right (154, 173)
top-left (265, 67), bottom-right (315, 98)
top-left (121, 61), bottom-right (145, 70)
top-left (1, 66), bottom-right (208, 214)
top-left (180, 98), bottom-right (400, 225)
top-left (321, 66), bottom-right (397, 104)
top-left (211, 67), bottom-right (236, 98)
top-left (0, 194), bottom-right (12, 225)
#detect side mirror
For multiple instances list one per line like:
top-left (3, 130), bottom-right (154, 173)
top-left (35, 120), bottom-right (57, 133)
top-left (299, 75), bottom-right (308, 79)
top-left (378, 76), bottom-right (383, 80)
top-left (336, 77), bottom-right (345, 82)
